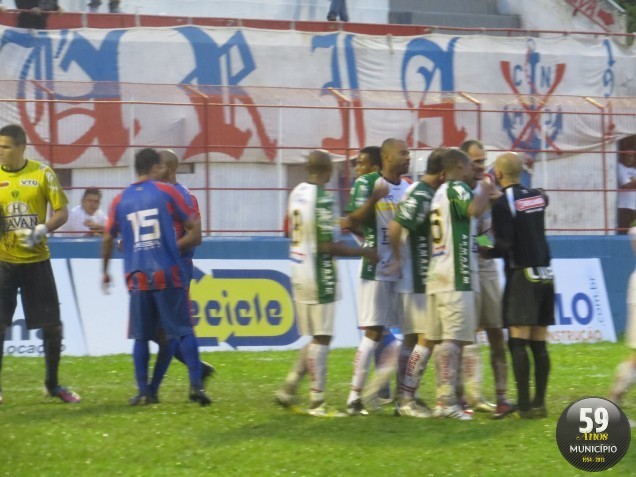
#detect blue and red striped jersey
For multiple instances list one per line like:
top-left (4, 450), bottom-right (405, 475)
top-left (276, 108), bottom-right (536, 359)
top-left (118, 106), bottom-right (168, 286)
top-left (106, 180), bottom-right (194, 291)
top-left (173, 182), bottom-right (200, 263)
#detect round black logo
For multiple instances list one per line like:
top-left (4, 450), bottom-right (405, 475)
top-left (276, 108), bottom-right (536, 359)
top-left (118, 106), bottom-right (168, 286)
top-left (556, 397), bottom-right (631, 472)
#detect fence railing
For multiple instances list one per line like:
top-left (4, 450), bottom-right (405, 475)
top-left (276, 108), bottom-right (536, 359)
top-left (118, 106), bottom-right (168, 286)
top-left (0, 81), bottom-right (634, 236)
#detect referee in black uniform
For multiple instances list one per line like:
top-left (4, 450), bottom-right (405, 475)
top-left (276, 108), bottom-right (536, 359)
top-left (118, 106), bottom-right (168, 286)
top-left (480, 152), bottom-right (554, 419)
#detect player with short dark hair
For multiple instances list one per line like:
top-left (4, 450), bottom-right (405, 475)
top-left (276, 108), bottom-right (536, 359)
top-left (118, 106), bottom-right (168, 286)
top-left (342, 138), bottom-right (412, 415)
top-left (481, 152), bottom-right (554, 418)
top-left (425, 148), bottom-right (493, 420)
top-left (102, 148), bottom-right (211, 406)
top-left (389, 148), bottom-right (445, 418)
top-left (0, 123), bottom-right (80, 404)
top-left (354, 146), bottom-right (382, 178)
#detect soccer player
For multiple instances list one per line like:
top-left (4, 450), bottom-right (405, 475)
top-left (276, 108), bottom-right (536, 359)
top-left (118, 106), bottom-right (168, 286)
top-left (102, 148), bottom-right (211, 406)
top-left (276, 150), bottom-right (377, 416)
top-left (350, 146), bottom-right (398, 404)
top-left (0, 124), bottom-right (80, 404)
top-left (150, 150), bottom-right (215, 388)
top-left (610, 220), bottom-right (636, 427)
top-left (425, 148), bottom-right (492, 420)
top-left (342, 138), bottom-right (411, 415)
top-left (481, 152), bottom-right (554, 418)
top-left (460, 139), bottom-right (515, 418)
top-left (389, 149), bottom-right (445, 417)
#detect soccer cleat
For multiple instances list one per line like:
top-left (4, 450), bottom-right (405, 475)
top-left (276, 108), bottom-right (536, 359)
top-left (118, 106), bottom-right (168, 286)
top-left (201, 362), bottom-right (216, 384)
top-left (472, 400), bottom-right (497, 413)
top-left (129, 394), bottom-right (159, 406)
top-left (532, 405), bottom-right (548, 418)
top-left (0, 389), bottom-right (3, 405)
top-left (274, 389), bottom-right (297, 409)
top-left (395, 400), bottom-right (432, 418)
top-left (189, 387), bottom-right (212, 406)
top-left (48, 386), bottom-right (81, 403)
top-left (492, 401), bottom-right (517, 419)
top-left (458, 399), bottom-right (474, 415)
top-left (307, 403), bottom-right (346, 418)
top-left (346, 399), bottom-right (369, 416)
top-left (438, 404), bottom-right (473, 420)
top-left (517, 408), bottom-right (534, 419)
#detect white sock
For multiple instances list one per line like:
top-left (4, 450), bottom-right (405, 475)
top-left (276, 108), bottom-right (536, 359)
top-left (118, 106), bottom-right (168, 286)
top-left (347, 336), bottom-right (378, 404)
top-left (308, 343), bottom-right (329, 404)
top-left (438, 341), bottom-right (462, 407)
top-left (401, 344), bottom-right (432, 401)
top-left (398, 343), bottom-right (414, 395)
top-left (284, 343), bottom-right (309, 394)
top-left (463, 344), bottom-right (483, 404)
top-left (365, 339), bottom-right (399, 400)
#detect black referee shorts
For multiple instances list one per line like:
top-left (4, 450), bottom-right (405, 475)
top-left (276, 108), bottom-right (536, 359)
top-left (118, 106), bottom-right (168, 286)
top-left (0, 260), bottom-right (61, 330)
top-left (503, 267), bottom-right (555, 328)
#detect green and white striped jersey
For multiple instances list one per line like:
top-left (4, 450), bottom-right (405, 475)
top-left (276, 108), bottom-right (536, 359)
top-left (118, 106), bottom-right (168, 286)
top-left (346, 172), bottom-right (410, 281)
top-left (394, 180), bottom-right (436, 294)
top-left (427, 180), bottom-right (474, 294)
top-left (288, 182), bottom-right (337, 304)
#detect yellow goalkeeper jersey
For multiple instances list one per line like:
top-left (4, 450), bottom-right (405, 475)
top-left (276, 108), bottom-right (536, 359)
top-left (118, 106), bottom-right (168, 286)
top-left (0, 159), bottom-right (68, 263)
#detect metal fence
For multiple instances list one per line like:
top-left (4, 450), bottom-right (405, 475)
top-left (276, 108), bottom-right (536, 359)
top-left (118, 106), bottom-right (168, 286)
top-left (0, 80), bottom-right (634, 235)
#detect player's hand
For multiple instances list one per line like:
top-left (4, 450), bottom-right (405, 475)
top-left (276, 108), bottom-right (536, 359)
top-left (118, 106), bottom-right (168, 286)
top-left (379, 258), bottom-right (401, 277)
top-left (102, 273), bottom-right (112, 294)
top-left (20, 224), bottom-right (48, 249)
top-left (362, 247), bottom-right (379, 264)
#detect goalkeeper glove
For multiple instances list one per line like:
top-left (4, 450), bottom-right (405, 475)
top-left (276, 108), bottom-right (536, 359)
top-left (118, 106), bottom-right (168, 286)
top-left (21, 224), bottom-right (48, 249)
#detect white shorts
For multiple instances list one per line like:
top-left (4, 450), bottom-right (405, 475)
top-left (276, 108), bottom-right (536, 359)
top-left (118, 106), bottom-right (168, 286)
top-left (474, 276), bottom-right (503, 330)
top-left (398, 293), bottom-right (427, 335)
top-left (425, 291), bottom-right (476, 343)
top-left (295, 302), bottom-right (335, 337)
top-left (357, 279), bottom-right (399, 328)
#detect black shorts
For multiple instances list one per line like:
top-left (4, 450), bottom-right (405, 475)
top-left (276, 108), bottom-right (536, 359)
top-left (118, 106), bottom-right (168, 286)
top-left (0, 260), bottom-right (61, 330)
top-left (503, 267), bottom-right (555, 328)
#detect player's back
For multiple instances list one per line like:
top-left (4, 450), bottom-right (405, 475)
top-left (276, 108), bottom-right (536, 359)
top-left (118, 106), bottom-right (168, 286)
top-left (113, 180), bottom-right (185, 290)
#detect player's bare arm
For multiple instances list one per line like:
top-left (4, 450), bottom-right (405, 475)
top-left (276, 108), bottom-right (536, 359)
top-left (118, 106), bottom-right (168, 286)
top-left (101, 233), bottom-right (114, 289)
top-left (318, 240), bottom-right (378, 263)
top-left (177, 216), bottom-right (200, 251)
top-left (468, 179), bottom-right (494, 218)
top-left (345, 180), bottom-right (388, 228)
top-left (46, 206), bottom-right (69, 232)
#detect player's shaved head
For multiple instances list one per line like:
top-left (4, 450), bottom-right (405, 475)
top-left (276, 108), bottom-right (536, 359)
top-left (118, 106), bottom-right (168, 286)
top-left (426, 148), bottom-right (446, 175)
top-left (494, 152), bottom-right (523, 180)
top-left (159, 149), bottom-right (179, 171)
top-left (306, 149), bottom-right (332, 174)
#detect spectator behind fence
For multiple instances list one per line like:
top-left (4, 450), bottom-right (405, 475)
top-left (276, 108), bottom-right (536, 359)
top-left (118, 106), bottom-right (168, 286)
top-left (327, 0), bottom-right (348, 22)
top-left (617, 150), bottom-right (636, 235)
top-left (61, 188), bottom-right (107, 237)
top-left (15, 0), bottom-right (61, 30)
top-left (88, 0), bottom-right (120, 13)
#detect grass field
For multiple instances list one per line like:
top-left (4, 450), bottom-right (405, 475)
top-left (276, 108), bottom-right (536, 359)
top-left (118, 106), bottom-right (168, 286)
top-left (0, 343), bottom-right (634, 477)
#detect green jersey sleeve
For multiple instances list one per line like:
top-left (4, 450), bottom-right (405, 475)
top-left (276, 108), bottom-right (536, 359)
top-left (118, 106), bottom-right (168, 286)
top-left (447, 181), bottom-right (473, 220)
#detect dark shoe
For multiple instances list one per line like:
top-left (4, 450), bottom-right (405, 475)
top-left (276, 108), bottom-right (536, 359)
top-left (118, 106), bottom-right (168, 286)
top-left (532, 405), bottom-right (548, 418)
top-left (129, 394), bottom-right (159, 406)
top-left (493, 401), bottom-right (517, 419)
top-left (48, 386), bottom-right (81, 403)
top-left (346, 399), bottom-right (369, 416)
top-left (517, 408), bottom-right (534, 419)
top-left (327, 14), bottom-right (337, 21)
top-left (189, 387), bottom-right (212, 406)
top-left (201, 362), bottom-right (215, 383)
